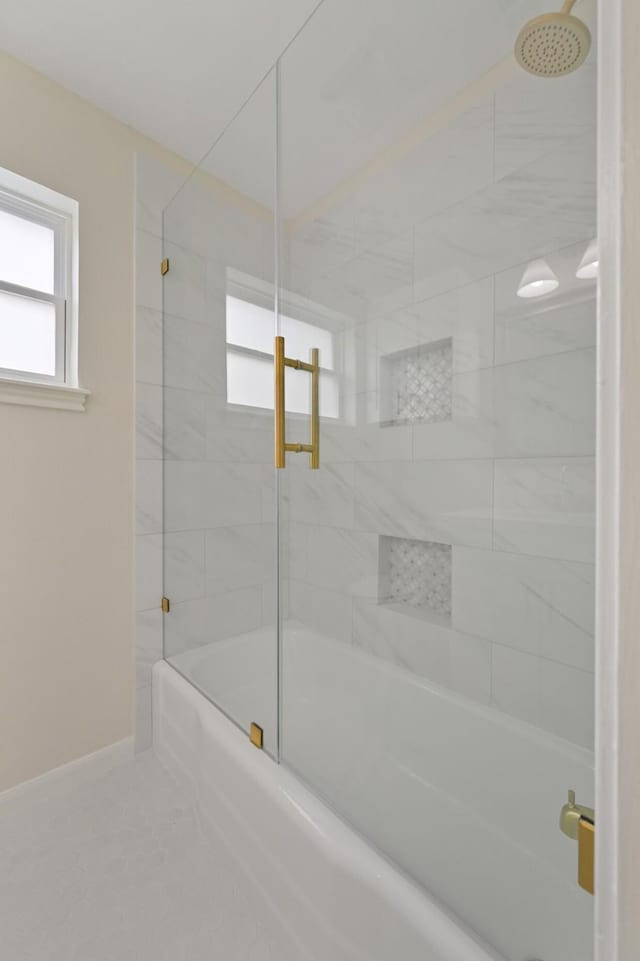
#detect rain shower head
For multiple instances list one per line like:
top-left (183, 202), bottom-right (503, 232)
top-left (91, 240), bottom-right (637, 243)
top-left (515, 0), bottom-right (591, 77)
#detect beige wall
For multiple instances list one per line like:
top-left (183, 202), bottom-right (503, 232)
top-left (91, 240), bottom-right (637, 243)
top-left (597, 0), bottom-right (640, 956)
top-left (0, 52), bottom-right (186, 792)
top-left (619, 1), bottom-right (640, 955)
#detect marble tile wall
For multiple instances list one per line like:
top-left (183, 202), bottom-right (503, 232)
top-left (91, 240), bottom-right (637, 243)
top-left (136, 62), bottom-right (597, 752)
top-left (160, 177), bottom-right (277, 668)
top-left (287, 284), bottom-right (596, 746)
top-left (284, 70), bottom-right (597, 750)
top-left (135, 151), bottom-right (278, 749)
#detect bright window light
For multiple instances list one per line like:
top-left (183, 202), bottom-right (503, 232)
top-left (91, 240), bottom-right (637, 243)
top-left (225, 294), bottom-right (339, 418)
top-left (0, 166), bottom-right (79, 389)
top-left (0, 291), bottom-right (56, 375)
top-left (0, 209), bottom-right (55, 294)
top-left (226, 295), bottom-right (334, 367)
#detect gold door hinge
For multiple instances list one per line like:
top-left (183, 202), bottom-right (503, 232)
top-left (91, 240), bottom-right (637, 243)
top-left (160, 257), bottom-right (170, 276)
top-left (560, 790), bottom-right (595, 895)
top-left (249, 722), bottom-right (264, 749)
top-left (161, 596), bottom-right (170, 613)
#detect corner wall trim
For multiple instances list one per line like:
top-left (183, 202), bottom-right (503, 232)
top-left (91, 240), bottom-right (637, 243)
top-left (595, 0), bottom-right (623, 957)
top-left (0, 737), bottom-right (134, 804)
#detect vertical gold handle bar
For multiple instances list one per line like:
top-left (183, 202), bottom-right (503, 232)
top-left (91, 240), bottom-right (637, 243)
top-left (310, 348), bottom-right (319, 469)
top-left (274, 336), bottom-right (320, 470)
top-left (274, 336), bottom-right (286, 468)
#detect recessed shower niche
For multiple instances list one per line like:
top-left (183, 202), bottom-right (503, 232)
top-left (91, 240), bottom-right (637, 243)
top-left (379, 338), bottom-right (452, 426)
top-left (379, 536), bottom-right (452, 620)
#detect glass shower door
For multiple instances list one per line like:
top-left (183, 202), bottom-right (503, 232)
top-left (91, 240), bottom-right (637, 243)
top-left (161, 70), bottom-right (279, 756)
top-left (277, 2), bottom-right (597, 960)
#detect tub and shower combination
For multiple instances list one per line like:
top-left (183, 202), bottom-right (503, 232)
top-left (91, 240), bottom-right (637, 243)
top-left (148, 1), bottom-right (598, 959)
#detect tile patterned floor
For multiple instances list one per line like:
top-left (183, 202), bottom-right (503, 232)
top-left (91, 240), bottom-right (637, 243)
top-left (0, 752), bottom-right (291, 961)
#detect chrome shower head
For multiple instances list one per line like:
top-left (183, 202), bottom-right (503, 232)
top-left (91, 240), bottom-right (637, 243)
top-left (515, 0), bottom-right (591, 77)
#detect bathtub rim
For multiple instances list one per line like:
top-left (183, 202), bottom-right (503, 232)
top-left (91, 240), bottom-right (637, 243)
top-left (153, 657), bottom-right (507, 961)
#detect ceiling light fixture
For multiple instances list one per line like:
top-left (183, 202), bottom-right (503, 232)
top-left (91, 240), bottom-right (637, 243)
top-left (576, 238), bottom-right (599, 280)
top-left (517, 258), bottom-right (560, 299)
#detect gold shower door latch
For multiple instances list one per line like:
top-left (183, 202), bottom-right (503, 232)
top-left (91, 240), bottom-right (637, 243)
top-left (560, 790), bottom-right (595, 895)
top-left (578, 816), bottom-right (595, 895)
top-left (274, 336), bottom-right (319, 469)
top-left (249, 722), bottom-right (264, 749)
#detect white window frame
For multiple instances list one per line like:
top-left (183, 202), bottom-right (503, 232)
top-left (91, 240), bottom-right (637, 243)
top-left (225, 272), bottom-right (342, 421)
top-left (0, 166), bottom-right (87, 411)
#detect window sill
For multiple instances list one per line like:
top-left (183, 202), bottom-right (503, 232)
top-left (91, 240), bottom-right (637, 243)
top-left (0, 378), bottom-right (90, 412)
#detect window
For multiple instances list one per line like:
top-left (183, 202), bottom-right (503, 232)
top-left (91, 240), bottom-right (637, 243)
top-left (0, 167), bottom-right (85, 409)
top-left (226, 293), bottom-right (340, 418)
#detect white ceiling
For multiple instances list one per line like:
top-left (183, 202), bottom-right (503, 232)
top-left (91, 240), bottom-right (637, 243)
top-left (206, 0), bottom-right (517, 215)
top-left (0, 0), bottom-right (321, 162)
top-left (198, 0), bottom-right (596, 218)
top-left (0, 0), bottom-right (596, 218)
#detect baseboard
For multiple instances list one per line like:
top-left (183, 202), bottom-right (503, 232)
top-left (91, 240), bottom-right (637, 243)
top-left (0, 737), bottom-right (134, 804)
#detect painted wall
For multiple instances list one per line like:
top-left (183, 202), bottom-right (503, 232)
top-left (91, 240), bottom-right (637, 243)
top-left (617, 1), bottom-right (640, 956)
top-left (595, 1), bottom-right (640, 956)
top-left (0, 51), bottom-right (189, 791)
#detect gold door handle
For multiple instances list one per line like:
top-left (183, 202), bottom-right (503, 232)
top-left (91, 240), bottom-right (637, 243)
top-left (274, 336), bottom-right (320, 469)
top-left (560, 790), bottom-right (595, 895)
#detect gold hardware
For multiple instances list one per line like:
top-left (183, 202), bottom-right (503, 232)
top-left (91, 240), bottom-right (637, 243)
top-left (310, 347), bottom-right (319, 469)
top-left (161, 597), bottom-right (170, 613)
top-left (560, 789), bottom-right (594, 840)
top-left (274, 336), bottom-right (320, 469)
top-left (249, 722), bottom-right (264, 749)
top-left (284, 358), bottom-right (314, 372)
top-left (578, 816), bottom-right (595, 895)
top-left (560, 790), bottom-right (595, 895)
top-left (275, 336), bottom-right (285, 468)
top-left (160, 258), bottom-right (170, 276)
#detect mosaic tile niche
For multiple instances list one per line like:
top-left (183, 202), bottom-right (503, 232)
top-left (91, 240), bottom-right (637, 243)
top-left (379, 536), bottom-right (452, 618)
top-left (380, 338), bottom-right (452, 426)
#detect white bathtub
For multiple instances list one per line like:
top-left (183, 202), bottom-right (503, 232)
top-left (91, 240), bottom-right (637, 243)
top-left (158, 623), bottom-right (594, 961)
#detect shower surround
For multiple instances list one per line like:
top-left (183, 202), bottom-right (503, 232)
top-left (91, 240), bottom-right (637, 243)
top-left (137, 89), bottom-right (595, 740)
top-left (134, 6), bottom-right (597, 957)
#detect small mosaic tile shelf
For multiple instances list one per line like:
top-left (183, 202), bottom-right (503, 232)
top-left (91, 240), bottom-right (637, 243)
top-left (381, 338), bottom-right (452, 426)
top-left (380, 535), bottom-right (452, 618)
